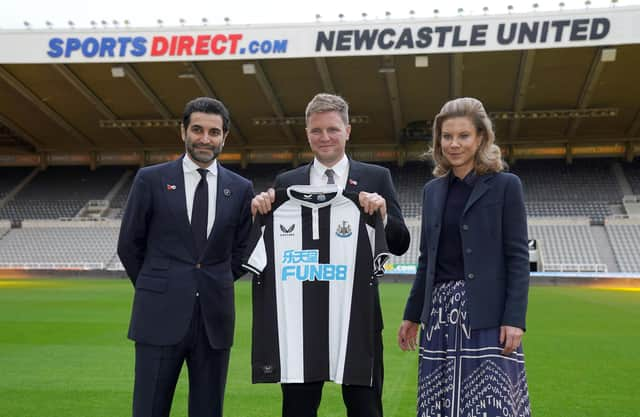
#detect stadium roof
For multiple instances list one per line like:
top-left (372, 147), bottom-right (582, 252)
top-left (0, 6), bottom-right (639, 166)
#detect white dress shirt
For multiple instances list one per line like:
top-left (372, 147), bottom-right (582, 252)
top-left (183, 156), bottom-right (217, 237)
top-left (310, 155), bottom-right (349, 188)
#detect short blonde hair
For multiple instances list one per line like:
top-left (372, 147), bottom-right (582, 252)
top-left (305, 93), bottom-right (350, 125)
top-left (430, 97), bottom-right (504, 177)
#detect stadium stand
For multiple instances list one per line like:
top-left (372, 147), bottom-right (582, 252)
top-left (527, 218), bottom-right (606, 272)
top-left (388, 220), bottom-right (421, 269)
top-left (0, 158), bottom-right (639, 273)
top-left (622, 161), bottom-right (640, 195)
top-left (109, 174), bottom-right (134, 211)
top-left (0, 220), bottom-right (10, 238)
top-left (387, 162), bottom-right (434, 218)
top-left (0, 167), bottom-right (32, 199)
top-left (233, 163), bottom-right (290, 193)
top-left (512, 159), bottom-right (622, 202)
top-left (0, 166), bottom-right (127, 220)
top-left (523, 201), bottom-right (612, 224)
top-left (512, 159), bottom-right (622, 223)
top-left (107, 173), bottom-right (135, 219)
top-left (0, 219), bottom-right (119, 269)
top-left (605, 218), bottom-right (640, 273)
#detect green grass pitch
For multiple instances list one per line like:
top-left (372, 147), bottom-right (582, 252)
top-left (0, 278), bottom-right (638, 417)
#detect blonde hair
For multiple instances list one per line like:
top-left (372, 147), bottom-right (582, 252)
top-left (430, 97), bottom-right (503, 177)
top-left (305, 93), bottom-right (350, 125)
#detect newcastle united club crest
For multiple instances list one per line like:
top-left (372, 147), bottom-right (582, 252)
top-left (336, 221), bottom-right (352, 238)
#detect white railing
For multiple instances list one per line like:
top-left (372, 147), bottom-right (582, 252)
top-left (0, 262), bottom-right (105, 270)
top-left (527, 216), bottom-right (591, 225)
top-left (541, 263), bottom-right (608, 273)
top-left (106, 263), bottom-right (125, 271)
top-left (21, 219), bottom-right (121, 228)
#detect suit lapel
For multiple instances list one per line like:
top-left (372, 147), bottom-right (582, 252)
top-left (463, 174), bottom-right (492, 216)
top-left (425, 177), bottom-right (448, 260)
top-left (161, 157), bottom-right (197, 257)
top-left (301, 163), bottom-right (312, 185)
top-left (345, 159), bottom-right (362, 192)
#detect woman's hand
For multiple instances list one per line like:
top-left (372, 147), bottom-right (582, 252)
top-left (398, 320), bottom-right (420, 351)
top-left (500, 325), bottom-right (524, 355)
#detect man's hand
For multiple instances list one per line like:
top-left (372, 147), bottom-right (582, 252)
top-left (398, 320), bottom-right (420, 351)
top-left (499, 325), bottom-right (524, 355)
top-left (359, 192), bottom-right (387, 218)
top-left (251, 188), bottom-right (276, 216)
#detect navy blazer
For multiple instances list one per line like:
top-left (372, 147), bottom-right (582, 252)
top-left (403, 171), bottom-right (529, 330)
top-left (118, 157), bottom-right (254, 348)
top-left (274, 159), bottom-right (411, 330)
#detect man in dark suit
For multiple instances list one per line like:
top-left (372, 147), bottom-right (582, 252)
top-left (251, 93), bottom-right (410, 417)
top-left (118, 97), bottom-right (253, 417)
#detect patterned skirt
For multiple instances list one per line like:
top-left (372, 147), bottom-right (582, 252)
top-left (417, 280), bottom-right (531, 417)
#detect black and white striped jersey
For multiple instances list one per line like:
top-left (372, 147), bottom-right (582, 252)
top-left (242, 185), bottom-right (390, 386)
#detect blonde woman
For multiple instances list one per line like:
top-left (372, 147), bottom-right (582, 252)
top-left (398, 97), bottom-right (532, 417)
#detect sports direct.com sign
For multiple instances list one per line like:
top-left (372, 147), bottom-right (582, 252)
top-left (0, 6), bottom-right (638, 63)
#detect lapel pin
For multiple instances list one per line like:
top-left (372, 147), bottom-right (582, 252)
top-left (348, 179), bottom-right (358, 186)
top-left (166, 184), bottom-right (177, 190)
top-left (223, 188), bottom-right (231, 197)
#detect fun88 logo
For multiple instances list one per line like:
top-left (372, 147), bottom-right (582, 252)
top-left (281, 250), bottom-right (347, 281)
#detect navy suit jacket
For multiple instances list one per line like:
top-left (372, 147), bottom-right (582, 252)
top-left (118, 157), bottom-right (253, 348)
top-left (274, 159), bottom-right (411, 330)
top-left (403, 171), bottom-right (530, 330)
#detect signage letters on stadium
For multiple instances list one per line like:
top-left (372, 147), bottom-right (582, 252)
top-left (3, 7), bottom-right (634, 63)
top-left (46, 34), bottom-right (288, 58)
top-left (48, 36), bottom-right (147, 58)
top-left (315, 17), bottom-right (610, 51)
top-left (150, 34), bottom-right (243, 55)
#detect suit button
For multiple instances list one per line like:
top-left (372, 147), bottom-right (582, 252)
top-left (466, 248), bottom-right (472, 254)
top-left (462, 224), bottom-right (469, 231)
top-left (468, 273), bottom-right (475, 279)
top-left (196, 263), bottom-right (201, 269)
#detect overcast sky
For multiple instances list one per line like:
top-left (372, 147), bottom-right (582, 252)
top-left (2, 0), bottom-right (639, 30)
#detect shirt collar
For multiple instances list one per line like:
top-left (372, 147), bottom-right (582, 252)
top-left (183, 154), bottom-right (218, 176)
top-left (312, 154), bottom-right (349, 180)
top-left (448, 170), bottom-right (477, 187)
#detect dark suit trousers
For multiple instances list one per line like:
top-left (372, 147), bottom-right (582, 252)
top-left (280, 332), bottom-right (384, 417)
top-left (133, 300), bottom-right (230, 417)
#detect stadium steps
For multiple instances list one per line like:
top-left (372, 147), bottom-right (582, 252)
top-left (590, 225), bottom-right (619, 272)
top-left (0, 167), bottom-right (39, 209)
top-left (612, 162), bottom-right (633, 196)
top-left (104, 169), bottom-right (134, 203)
top-left (609, 204), bottom-right (626, 215)
top-left (604, 221), bottom-right (640, 272)
top-left (106, 252), bottom-right (124, 271)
